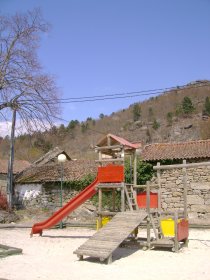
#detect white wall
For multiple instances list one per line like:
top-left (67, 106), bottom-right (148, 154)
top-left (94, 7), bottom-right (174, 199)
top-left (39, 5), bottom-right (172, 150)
top-left (15, 183), bottom-right (42, 200)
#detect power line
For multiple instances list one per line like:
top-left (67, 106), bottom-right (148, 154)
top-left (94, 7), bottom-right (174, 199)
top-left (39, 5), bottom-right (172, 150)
top-left (40, 86), bottom-right (174, 101)
top-left (35, 82), bottom-right (210, 103)
top-left (1, 81), bottom-right (209, 105)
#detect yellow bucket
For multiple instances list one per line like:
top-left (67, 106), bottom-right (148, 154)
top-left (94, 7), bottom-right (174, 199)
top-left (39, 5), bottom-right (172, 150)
top-left (96, 216), bottom-right (111, 230)
top-left (160, 218), bottom-right (181, 237)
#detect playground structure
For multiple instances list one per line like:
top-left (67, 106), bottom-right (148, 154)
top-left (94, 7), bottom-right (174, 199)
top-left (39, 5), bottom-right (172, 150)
top-left (31, 134), bottom-right (189, 264)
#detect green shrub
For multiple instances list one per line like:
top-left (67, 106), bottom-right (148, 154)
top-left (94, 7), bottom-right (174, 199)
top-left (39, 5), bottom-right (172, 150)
top-left (167, 112), bottom-right (173, 126)
top-left (133, 103), bottom-right (141, 121)
top-left (63, 174), bottom-right (95, 192)
top-left (124, 159), bottom-right (154, 185)
top-left (203, 97), bottom-right (210, 116)
top-left (152, 119), bottom-right (160, 130)
top-left (182, 96), bottom-right (195, 115)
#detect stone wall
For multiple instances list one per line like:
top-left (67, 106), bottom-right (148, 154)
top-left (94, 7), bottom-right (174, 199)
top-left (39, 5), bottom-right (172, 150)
top-left (152, 165), bottom-right (210, 223)
top-left (15, 183), bottom-right (96, 221)
top-left (15, 183), bottom-right (77, 210)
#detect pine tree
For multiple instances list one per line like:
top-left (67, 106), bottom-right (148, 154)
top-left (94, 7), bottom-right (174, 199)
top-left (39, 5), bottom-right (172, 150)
top-left (203, 97), bottom-right (210, 116)
top-left (182, 96), bottom-right (195, 115)
top-left (133, 103), bottom-right (141, 121)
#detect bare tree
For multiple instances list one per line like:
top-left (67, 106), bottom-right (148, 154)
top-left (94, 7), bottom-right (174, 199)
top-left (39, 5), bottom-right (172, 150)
top-left (0, 8), bottom-right (60, 130)
top-left (0, 9), bottom-right (60, 207)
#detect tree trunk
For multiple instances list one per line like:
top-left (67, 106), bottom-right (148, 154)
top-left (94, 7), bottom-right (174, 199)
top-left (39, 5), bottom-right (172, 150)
top-left (7, 109), bottom-right (16, 208)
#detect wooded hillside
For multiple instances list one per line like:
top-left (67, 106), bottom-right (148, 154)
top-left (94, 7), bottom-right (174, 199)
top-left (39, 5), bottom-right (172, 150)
top-left (1, 80), bottom-right (210, 162)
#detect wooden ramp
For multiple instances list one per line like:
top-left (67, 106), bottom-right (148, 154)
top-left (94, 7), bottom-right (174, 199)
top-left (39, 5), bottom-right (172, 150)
top-left (74, 211), bottom-right (147, 264)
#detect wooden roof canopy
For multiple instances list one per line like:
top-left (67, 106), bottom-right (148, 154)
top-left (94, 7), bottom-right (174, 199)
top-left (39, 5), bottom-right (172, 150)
top-left (95, 134), bottom-right (142, 156)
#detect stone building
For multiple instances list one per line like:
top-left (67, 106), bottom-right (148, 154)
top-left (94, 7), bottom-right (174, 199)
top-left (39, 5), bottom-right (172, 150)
top-left (141, 139), bottom-right (210, 224)
top-left (15, 158), bottom-right (97, 210)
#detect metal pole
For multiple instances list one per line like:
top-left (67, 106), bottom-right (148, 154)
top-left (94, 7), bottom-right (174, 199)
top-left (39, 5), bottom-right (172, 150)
top-left (59, 162), bottom-right (63, 228)
top-left (7, 109), bottom-right (16, 209)
top-left (146, 181), bottom-right (151, 249)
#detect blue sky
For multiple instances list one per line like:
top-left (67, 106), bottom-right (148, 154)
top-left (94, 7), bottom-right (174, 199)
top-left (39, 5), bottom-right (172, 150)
top-left (1, 0), bottom-right (210, 126)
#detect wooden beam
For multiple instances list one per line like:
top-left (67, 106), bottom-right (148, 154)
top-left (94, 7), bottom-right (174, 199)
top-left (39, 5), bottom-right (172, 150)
top-left (95, 145), bottom-right (123, 151)
top-left (154, 161), bottom-right (210, 170)
top-left (121, 187), bottom-right (125, 212)
top-left (95, 158), bottom-right (124, 163)
top-left (96, 184), bottom-right (123, 190)
top-left (174, 211), bottom-right (179, 252)
top-left (112, 189), bottom-right (116, 212)
top-left (132, 184), bottom-right (159, 189)
top-left (146, 181), bottom-right (151, 249)
top-left (157, 162), bottom-right (161, 212)
top-left (183, 160), bottom-right (188, 219)
top-left (96, 211), bottom-right (117, 216)
top-left (134, 151), bottom-right (137, 185)
top-left (98, 188), bottom-right (102, 229)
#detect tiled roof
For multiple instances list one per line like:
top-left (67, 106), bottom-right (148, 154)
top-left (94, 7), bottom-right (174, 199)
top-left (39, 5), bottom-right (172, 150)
top-left (15, 160), bottom-right (97, 183)
top-left (96, 133), bottom-right (142, 150)
top-left (33, 147), bottom-right (71, 166)
top-left (141, 140), bottom-right (210, 161)
top-left (0, 160), bottom-right (31, 174)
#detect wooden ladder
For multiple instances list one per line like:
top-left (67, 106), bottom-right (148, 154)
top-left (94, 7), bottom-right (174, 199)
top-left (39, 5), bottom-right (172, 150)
top-left (124, 184), bottom-right (138, 211)
top-left (150, 212), bottom-right (163, 240)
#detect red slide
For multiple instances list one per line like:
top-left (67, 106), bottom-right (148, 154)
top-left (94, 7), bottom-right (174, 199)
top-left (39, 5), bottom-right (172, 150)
top-left (31, 177), bottom-right (98, 236)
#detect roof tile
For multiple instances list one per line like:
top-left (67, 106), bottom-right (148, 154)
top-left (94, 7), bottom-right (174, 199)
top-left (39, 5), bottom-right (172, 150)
top-left (0, 160), bottom-right (31, 174)
top-left (15, 160), bottom-right (97, 183)
top-left (141, 139), bottom-right (210, 161)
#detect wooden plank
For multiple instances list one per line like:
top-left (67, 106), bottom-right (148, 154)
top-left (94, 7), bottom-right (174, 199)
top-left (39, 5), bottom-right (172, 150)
top-left (74, 211), bottom-right (147, 261)
top-left (151, 238), bottom-right (174, 246)
top-left (95, 158), bottom-right (124, 163)
top-left (182, 160), bottom-right (188, 219)
top-left (0, 244), bottom-right (22, 257)
top-left (75, 249), bottom-right (109, 258)
top-left (95, 145), bottom-right (123, 151)
top-left (80, 240), bottom-right (119, 246)
top-left (153, 161), bottom-right (210, 170)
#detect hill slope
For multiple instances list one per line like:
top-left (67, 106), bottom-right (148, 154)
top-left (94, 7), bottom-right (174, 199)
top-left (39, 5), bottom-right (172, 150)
top-left (1, 80), bottom-right (210, 162)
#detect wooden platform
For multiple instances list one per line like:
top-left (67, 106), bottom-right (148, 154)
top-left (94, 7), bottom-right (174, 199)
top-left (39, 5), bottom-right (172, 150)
top-left (151, 238), bottom-right (174, 247)
top-left (74, 211), bottom-right (147, 264)
top-left (0, 244), bottom-right (22, 258)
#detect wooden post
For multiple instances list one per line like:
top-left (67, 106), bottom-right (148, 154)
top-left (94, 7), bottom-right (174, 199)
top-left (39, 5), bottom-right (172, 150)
top-left (107, 135), bottom-right (111, 147)
top-left (98, 188), bottom-right (102, 229)
top-left (112, 189), bottom-right (116, 212)
top-left (133, 150), bottom-right (137, 202)
top-left (107, 254), bottom-right (112, 264)
top-left (183, 160), bottom-right (188, 219)
top-left (156, 162), bottom-right (162, 239)
top-left (121, 184), bottom-right (125, 212)
top-left (98, 151), bottom-right (102, 166)
top-left (146, 181), bottom-right (151, 249)
top-left (133, 150), bottom-right (137, 186)
top-left (157, 162), bottom-right (161, 213)
top-left (174, 211), bottom-right (179, 252)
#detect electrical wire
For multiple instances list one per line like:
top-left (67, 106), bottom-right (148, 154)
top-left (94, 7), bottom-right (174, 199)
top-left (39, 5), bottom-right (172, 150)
top-left (0, 81), bottom-right (209, 105)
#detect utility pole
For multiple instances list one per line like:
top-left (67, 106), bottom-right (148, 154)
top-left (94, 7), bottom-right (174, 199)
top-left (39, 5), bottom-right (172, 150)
top-left (7, 108), bottom-right (17, 209)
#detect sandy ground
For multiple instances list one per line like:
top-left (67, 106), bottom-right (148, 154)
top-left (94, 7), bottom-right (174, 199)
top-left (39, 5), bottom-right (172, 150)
top-left (0, 227), bottom-right (210, 280)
